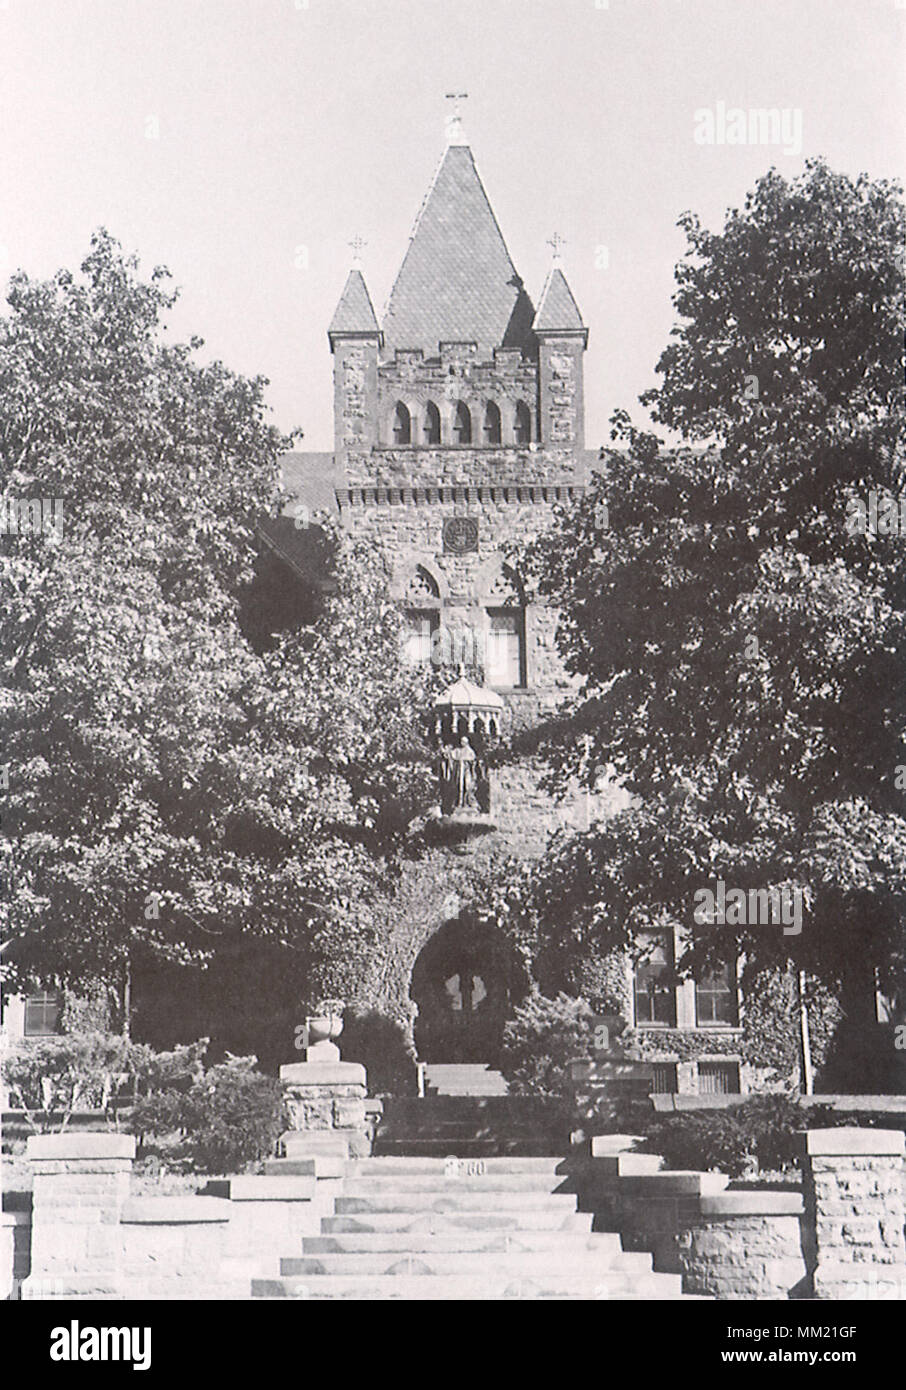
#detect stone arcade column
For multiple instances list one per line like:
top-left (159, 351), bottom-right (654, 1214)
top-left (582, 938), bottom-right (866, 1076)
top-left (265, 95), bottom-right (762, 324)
top-left (279, 1031), bottom-right (370, 1161)
top-left (23, 1133), bottom-right (135, 1299)
top-left (802, 1127), bottom-right (906, 1300)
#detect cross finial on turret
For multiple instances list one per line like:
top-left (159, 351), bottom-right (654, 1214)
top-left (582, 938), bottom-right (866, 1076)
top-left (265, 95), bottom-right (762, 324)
top-left (445, 91), bottom-right (469, 146)
top-left (547, 232), bottom-right (566, 265)
top-left (348, 235), bottom-right (367, 268)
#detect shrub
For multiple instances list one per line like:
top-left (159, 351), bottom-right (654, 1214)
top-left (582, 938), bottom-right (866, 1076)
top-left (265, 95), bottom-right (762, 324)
top-left (1, 1033), bottom-right (131, 1132)
top-left (125, 1039), bottom-right (208, 1097)
top-left (498, 992), bottom-right (594, 1100)
top-left (638, 1095), bottom-right (817, 1178)
top-left (132, 1053), bottom-right (284, 1174)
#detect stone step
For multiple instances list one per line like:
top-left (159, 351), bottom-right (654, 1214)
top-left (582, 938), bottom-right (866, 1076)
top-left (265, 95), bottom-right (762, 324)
top-left (302, 1230), bottom-right (624, 1254)
top-left (322, 1209), bottom-right (594, 1233)
top-left (340, 1175), bottom-right (573, 1195)
top-left (335, 1191), bottom-right (578, 1213)
top-left (251, 1270), bottom-right (686, 1300)
top-left (426, 1088), bottom-right (511, 1097)
top-left (345, 1157), bottom-right (567, 1177)
top-left (373, 1139), bottom-right (561, 1158)
top-left (280, 1249), bottom-right (655, 1277)
top-left (426, 1084), bottom-right (510, 1096)
top-left (385, 1096), bottom-right (545, 1116)
top-left (261, 1159), bottom-right (317, 1176)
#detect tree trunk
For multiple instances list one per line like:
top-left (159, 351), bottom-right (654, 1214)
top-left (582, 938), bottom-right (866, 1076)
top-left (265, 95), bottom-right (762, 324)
top-left (122, 959), bottom-right (132, 1041)
top-left (798, 969), bottom-right (814, 1095)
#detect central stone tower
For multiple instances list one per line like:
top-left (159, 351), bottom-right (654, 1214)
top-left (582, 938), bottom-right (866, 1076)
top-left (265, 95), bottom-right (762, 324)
top-left (325, 113), bottom-right (590, 733)
top-left (329, 123), bottom-right (587, 482)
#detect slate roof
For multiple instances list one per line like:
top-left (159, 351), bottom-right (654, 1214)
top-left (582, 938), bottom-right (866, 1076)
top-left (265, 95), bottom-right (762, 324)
top-left (382, 144), bottom-right (535, 359)
top-left (277, 451), bottom-right (343, 516)
top-left (328, 270), bottom-right (381, 339)
top-left (532, 266), bottom-right (586, 336)
top-left (257, 451), bottom-right (343, 587)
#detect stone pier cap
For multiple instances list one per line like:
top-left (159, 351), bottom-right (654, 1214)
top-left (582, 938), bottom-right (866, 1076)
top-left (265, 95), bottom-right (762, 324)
top-left (805, 1127), bottom-right (905, 1156)
top-left (280, 1062), bottom-right (366, 1086)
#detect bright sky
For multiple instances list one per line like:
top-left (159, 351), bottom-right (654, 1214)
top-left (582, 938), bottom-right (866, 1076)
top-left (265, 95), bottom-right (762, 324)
top-left (2, 0), bottom-right (903, 450)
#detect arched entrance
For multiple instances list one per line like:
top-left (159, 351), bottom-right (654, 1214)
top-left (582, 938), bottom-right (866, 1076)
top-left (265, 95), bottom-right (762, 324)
top-left (410, 916), bottom-right (529, 1064)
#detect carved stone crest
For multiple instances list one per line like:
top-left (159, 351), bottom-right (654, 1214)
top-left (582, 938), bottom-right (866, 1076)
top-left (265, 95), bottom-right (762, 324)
top-left (443, 516), bottom-right (479, 554)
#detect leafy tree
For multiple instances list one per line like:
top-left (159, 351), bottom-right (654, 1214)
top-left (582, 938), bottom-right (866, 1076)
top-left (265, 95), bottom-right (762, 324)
top-left (524, 162), bottom-right (906, 1011)
top-left (0, 232), bottom-right (434, 1031)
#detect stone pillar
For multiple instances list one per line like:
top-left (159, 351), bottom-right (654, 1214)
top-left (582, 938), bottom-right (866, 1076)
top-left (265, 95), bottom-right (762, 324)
top-left (569, 1056), bottom-right (655, 1137)
top-left (803, 1127), bottom-right (906, 1300)
top-left (280, 1059), bottom-right (369, 1160)
top-left (23, 1133), bottom-right (135, 1299)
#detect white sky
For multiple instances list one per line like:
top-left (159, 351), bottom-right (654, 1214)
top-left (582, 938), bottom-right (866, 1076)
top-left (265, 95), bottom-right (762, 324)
top-left (2, 0), bottom-right (903, 450)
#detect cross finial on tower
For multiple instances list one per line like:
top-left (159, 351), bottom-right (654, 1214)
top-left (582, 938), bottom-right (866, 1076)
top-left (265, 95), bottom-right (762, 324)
top-left (348, 235), bottom-right (367, 268)
top-left (547, 232), bottom-right (566, 265)
top-left (445, 91), bottom-right (469, 146)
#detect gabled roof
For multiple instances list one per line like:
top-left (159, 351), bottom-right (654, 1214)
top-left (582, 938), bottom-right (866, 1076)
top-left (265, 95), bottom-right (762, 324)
top-left (257, 451), bottom-right (344, 588)
top-left (382, 144), bottom-right (535, 359)
top-left (278, 451), bottom-right (343, 516)
top-left (532, 266), bottom-right (586, 337)
top-left (329, 269), bottom-right (381, 340)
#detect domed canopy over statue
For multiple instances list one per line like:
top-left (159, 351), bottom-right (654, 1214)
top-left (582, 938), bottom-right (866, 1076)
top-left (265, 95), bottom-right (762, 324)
top-left (433, 673), bottom-right (504, 815)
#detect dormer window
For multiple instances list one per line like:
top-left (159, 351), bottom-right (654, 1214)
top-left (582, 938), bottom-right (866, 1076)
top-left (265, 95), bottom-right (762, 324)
top-left (423, 401), bottom-right (441, 445)
top-left (452, 401), bottom-right (472, 445)
top-left (392, 402), bottom-right (411, 445)
top-left (483, 402), bottom-right (501, 445)
top-left (514, 401), bottom-right (531, 445)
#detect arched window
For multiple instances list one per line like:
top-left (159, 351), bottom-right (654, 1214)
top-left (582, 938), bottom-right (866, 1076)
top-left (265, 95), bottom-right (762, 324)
top-left (483, 401), bottom-right (501, 445)
top-left (452, 401), bottom-right (471, 445)
top-left (402, 565), bottom-right (441, 667)
top-left (513, 401), bottom-right (531, 445)
top-left (392, 401), bottom-right (411, 445)
top-left (484, 562), bottom-right (525, 688)
top-left (423, 401), bottom-right (441, 445)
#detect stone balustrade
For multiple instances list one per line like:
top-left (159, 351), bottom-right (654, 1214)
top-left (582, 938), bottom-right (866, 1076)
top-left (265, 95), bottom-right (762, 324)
top-left (573, 1126), bottom-right (905, 1300)
top-left (8, 1121), bottom-right (905, 1299)
top-left (18, 1131), bottom-right (346, 1300)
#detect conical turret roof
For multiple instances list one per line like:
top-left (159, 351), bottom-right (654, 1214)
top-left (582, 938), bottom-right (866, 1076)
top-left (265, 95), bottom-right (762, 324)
top-left (329, 268), bottom-right (381, 340)
top-left (382, 145), bottom-right (534, 359)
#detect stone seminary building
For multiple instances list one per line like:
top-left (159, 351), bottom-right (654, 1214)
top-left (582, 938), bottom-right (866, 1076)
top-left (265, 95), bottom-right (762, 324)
top-left (3, 118), bottom-right (902, 1103)
top-left (256, 119), bottom-right (900, 1102)
top-left (4, 117), bottom-right (906, 1308)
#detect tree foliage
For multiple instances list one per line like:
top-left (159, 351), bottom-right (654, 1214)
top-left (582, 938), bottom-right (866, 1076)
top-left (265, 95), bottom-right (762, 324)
top-left (524, 161), bottom-right (906, 998)
top-left (0, 232), bottom-right (434, 1019)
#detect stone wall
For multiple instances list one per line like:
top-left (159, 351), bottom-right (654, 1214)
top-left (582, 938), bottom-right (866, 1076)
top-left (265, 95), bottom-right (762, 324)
top-left (332, 335), bottom-right (380, 461)
top-left (573, 1128), bottom-right (906, 1300)
top-left (17, 1133), bottom-right (341, 1301)
top-left (803, 1127), bottom-right (906, 1299)
top-left (376, 343), bottom-right (540, 450)
top-left (337, 484), bottom-right (584, 725)
top-left (344, 448), bottom-right (583, 489)
top-left (538, 336), bottom-right (585, 449)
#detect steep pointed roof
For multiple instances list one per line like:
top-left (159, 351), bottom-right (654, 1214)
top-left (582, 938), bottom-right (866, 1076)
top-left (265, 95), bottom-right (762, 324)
top-left (328, 269), bottom-right (381, 341)
top-left (532, 265), bottom-right (586, 338)
top-left (382, 145), bottom-right (535, 359)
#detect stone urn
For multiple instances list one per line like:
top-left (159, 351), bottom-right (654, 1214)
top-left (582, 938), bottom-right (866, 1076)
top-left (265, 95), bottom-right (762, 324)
top-left (306, 1000), bottom-right (345, 1056)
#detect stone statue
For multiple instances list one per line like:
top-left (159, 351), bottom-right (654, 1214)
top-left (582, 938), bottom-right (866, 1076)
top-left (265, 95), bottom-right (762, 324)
top-left (450, 736), bottom-right (477, 808)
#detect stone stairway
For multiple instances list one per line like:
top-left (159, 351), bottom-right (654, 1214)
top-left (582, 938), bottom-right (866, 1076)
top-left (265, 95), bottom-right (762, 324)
top-left (251, 1156), bottom-right (688, 1299)
top-left (425, 1063), bottom-right (509, 1095)
top-left (374, 1095), bottom-right (563, 1156)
